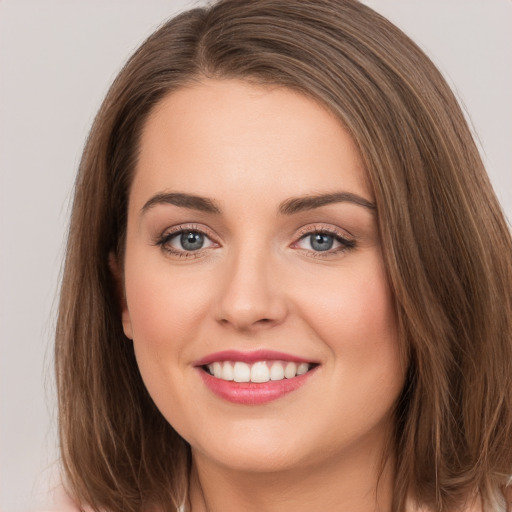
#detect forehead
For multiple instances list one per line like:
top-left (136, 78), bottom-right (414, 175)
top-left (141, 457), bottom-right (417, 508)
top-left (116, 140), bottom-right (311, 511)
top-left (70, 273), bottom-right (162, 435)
top-left (131, 79), bottom-right (371, 208)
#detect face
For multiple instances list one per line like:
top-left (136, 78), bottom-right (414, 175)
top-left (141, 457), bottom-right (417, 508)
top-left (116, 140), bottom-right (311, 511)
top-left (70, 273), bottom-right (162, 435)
top-left (121, 79), bottom-right (404, 474)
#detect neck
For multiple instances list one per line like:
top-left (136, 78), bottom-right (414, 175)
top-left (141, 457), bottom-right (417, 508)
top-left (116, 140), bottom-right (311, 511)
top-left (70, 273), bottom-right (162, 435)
top-left (187, 437), bottom-right (395, 512)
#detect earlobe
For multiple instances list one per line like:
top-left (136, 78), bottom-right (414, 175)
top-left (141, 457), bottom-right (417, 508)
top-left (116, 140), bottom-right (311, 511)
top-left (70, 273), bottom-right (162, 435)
top-left (108, 251), bottom-right (133, 340)
top-left (121, 309), bottom-right (134, 340)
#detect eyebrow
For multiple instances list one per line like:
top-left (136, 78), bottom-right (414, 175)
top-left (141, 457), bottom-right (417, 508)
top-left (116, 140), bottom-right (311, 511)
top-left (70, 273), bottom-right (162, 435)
top-left (278, 192), bottom-right (376, 215)
top-left (140, 191), bottom-right (376, 216)
top-left (141, 192), bottom-right (221, 214)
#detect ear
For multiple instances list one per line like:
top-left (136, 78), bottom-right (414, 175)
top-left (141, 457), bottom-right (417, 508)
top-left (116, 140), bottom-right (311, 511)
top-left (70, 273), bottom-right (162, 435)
top-left (108, 252), bottom-right (133, 340)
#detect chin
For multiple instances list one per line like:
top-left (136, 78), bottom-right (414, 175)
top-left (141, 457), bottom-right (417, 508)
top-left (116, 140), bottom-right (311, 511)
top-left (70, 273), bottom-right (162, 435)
top-left (184, 418), bottom-right (313, 473)
top-left (202, 441), bottom-right (309, 474)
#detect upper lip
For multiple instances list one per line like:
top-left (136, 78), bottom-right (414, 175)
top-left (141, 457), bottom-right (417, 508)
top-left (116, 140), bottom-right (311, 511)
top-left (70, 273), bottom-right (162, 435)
top-left (193, 349), bottom-right (317, 367)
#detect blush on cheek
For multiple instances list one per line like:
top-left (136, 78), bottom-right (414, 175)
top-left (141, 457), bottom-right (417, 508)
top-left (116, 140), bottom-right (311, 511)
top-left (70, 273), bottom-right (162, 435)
top-left (126, 266), bottom-right (213, 353)
top-left (347, 260), bottom-right (397, 337)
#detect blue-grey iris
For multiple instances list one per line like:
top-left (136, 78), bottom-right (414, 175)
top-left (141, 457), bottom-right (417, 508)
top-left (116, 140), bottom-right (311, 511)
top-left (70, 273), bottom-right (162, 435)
top-left (181, 232), bottom-right (204, 251)
top-left (310, 233), bottom-right (334, 251)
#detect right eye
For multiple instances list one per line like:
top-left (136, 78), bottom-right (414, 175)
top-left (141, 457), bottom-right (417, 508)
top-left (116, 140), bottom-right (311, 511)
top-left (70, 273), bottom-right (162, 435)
top-left (156, 228), bottom-right (217, 257)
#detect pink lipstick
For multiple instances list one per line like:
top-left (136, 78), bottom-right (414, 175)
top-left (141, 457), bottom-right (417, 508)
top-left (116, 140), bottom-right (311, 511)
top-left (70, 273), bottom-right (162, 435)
top-left (195, 350), bottom-right (318, 405)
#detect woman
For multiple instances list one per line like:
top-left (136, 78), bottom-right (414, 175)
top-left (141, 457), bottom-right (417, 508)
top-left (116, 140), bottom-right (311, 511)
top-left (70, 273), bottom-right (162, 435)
top-left (55, 0), bottom-right (512, 510)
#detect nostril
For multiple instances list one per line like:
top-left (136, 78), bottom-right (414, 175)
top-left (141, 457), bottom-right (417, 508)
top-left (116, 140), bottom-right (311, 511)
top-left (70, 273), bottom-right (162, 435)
top-left (254, 318), bottom-right (276, 327)
top-left (219, 316), bottom-right (277, 331)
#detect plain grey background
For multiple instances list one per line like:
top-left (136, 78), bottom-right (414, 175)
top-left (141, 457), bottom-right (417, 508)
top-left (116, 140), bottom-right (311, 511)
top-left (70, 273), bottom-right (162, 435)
top-left (0, 1), bottom-right (511, 510)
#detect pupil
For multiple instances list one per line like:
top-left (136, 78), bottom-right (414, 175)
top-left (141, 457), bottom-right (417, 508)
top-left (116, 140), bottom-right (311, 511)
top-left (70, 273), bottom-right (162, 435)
top-left (181, 232), bottom-right (204, 251)
top-left (311, 233), bottom-right (333, 251)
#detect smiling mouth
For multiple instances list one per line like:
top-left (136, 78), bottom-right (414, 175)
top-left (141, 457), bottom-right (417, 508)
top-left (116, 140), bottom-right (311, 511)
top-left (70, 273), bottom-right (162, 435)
top-left (203, 360), bottom-right (318, 383)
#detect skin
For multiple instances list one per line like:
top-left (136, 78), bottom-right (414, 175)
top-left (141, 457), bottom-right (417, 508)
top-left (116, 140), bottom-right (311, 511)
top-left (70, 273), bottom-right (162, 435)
top-left (120, 79), bottom-right (406, 511)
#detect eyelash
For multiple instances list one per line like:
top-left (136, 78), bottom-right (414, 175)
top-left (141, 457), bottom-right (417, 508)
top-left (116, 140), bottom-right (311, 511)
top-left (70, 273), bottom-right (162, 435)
top-left (154, 224), bottom-right (356, 259)
top-left (154, 224), bottom-right (216, 259)
top-left (293, 225), bottom-right (356, 257)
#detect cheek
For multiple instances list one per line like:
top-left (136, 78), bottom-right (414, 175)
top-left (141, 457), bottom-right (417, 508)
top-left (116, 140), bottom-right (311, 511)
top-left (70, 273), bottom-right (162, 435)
top-left (300, 257), bottom-right (397, 346)
top-left (124, 260), bottom-right (212, 346)
top-left (295, 254), bottom-right (402, 397)
top-left (299, 261), bottom-right (403, 445)
top-left (123, 262), bottom-right (213, 417)
top-left (121, 255), bottom-right (216, 404)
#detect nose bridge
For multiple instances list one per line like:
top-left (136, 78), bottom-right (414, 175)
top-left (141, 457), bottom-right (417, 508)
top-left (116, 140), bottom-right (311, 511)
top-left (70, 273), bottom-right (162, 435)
top-left (215, 238), bottom-right (287, 330)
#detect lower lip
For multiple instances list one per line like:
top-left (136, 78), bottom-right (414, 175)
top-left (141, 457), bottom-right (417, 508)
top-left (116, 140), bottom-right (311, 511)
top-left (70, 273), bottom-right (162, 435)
top-left (198, 367), bottom-right (316, 405)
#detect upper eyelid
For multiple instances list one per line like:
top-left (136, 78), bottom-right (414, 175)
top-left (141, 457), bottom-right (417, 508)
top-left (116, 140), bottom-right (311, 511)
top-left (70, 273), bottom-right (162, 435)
top-left (295, 224), bottom-right (355, 240)
top-left (160, 223), bottom-right (217, 239)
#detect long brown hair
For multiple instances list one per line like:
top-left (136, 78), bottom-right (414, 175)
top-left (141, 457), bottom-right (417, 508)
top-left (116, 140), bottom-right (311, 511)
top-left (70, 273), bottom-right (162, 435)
top-left (55, 1), bottom-right (512, 510)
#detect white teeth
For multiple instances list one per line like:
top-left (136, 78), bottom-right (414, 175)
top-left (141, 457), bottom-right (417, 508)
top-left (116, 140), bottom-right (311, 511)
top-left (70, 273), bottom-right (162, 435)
top-left (250, 361), bottom-right (270, 383)
top-left (270, 362), bottom-right (285, 381)
top-left (297, 362), bottom-right (309, 376)
top-left (233, 362), bottom-right (251, 382)
top-left (284, 362), bottom-right (297, 379)
top-left (213, 362), bottom-right (223, 379)
top-left (206, 360), bottom-right (313, 383)
top-left (222, 361), bottom-right (234, 381)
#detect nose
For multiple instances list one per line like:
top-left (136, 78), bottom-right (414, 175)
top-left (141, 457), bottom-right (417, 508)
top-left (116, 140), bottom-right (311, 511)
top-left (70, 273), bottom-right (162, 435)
top-left (214, 248), bottom-right (288, 332)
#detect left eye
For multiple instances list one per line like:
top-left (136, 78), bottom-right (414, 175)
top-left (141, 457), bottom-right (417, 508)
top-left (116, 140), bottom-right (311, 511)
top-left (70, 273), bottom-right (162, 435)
top-left (166, 230), bottom-right (215, 252)
top-left (295, 232), bottom-right (352, 252)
